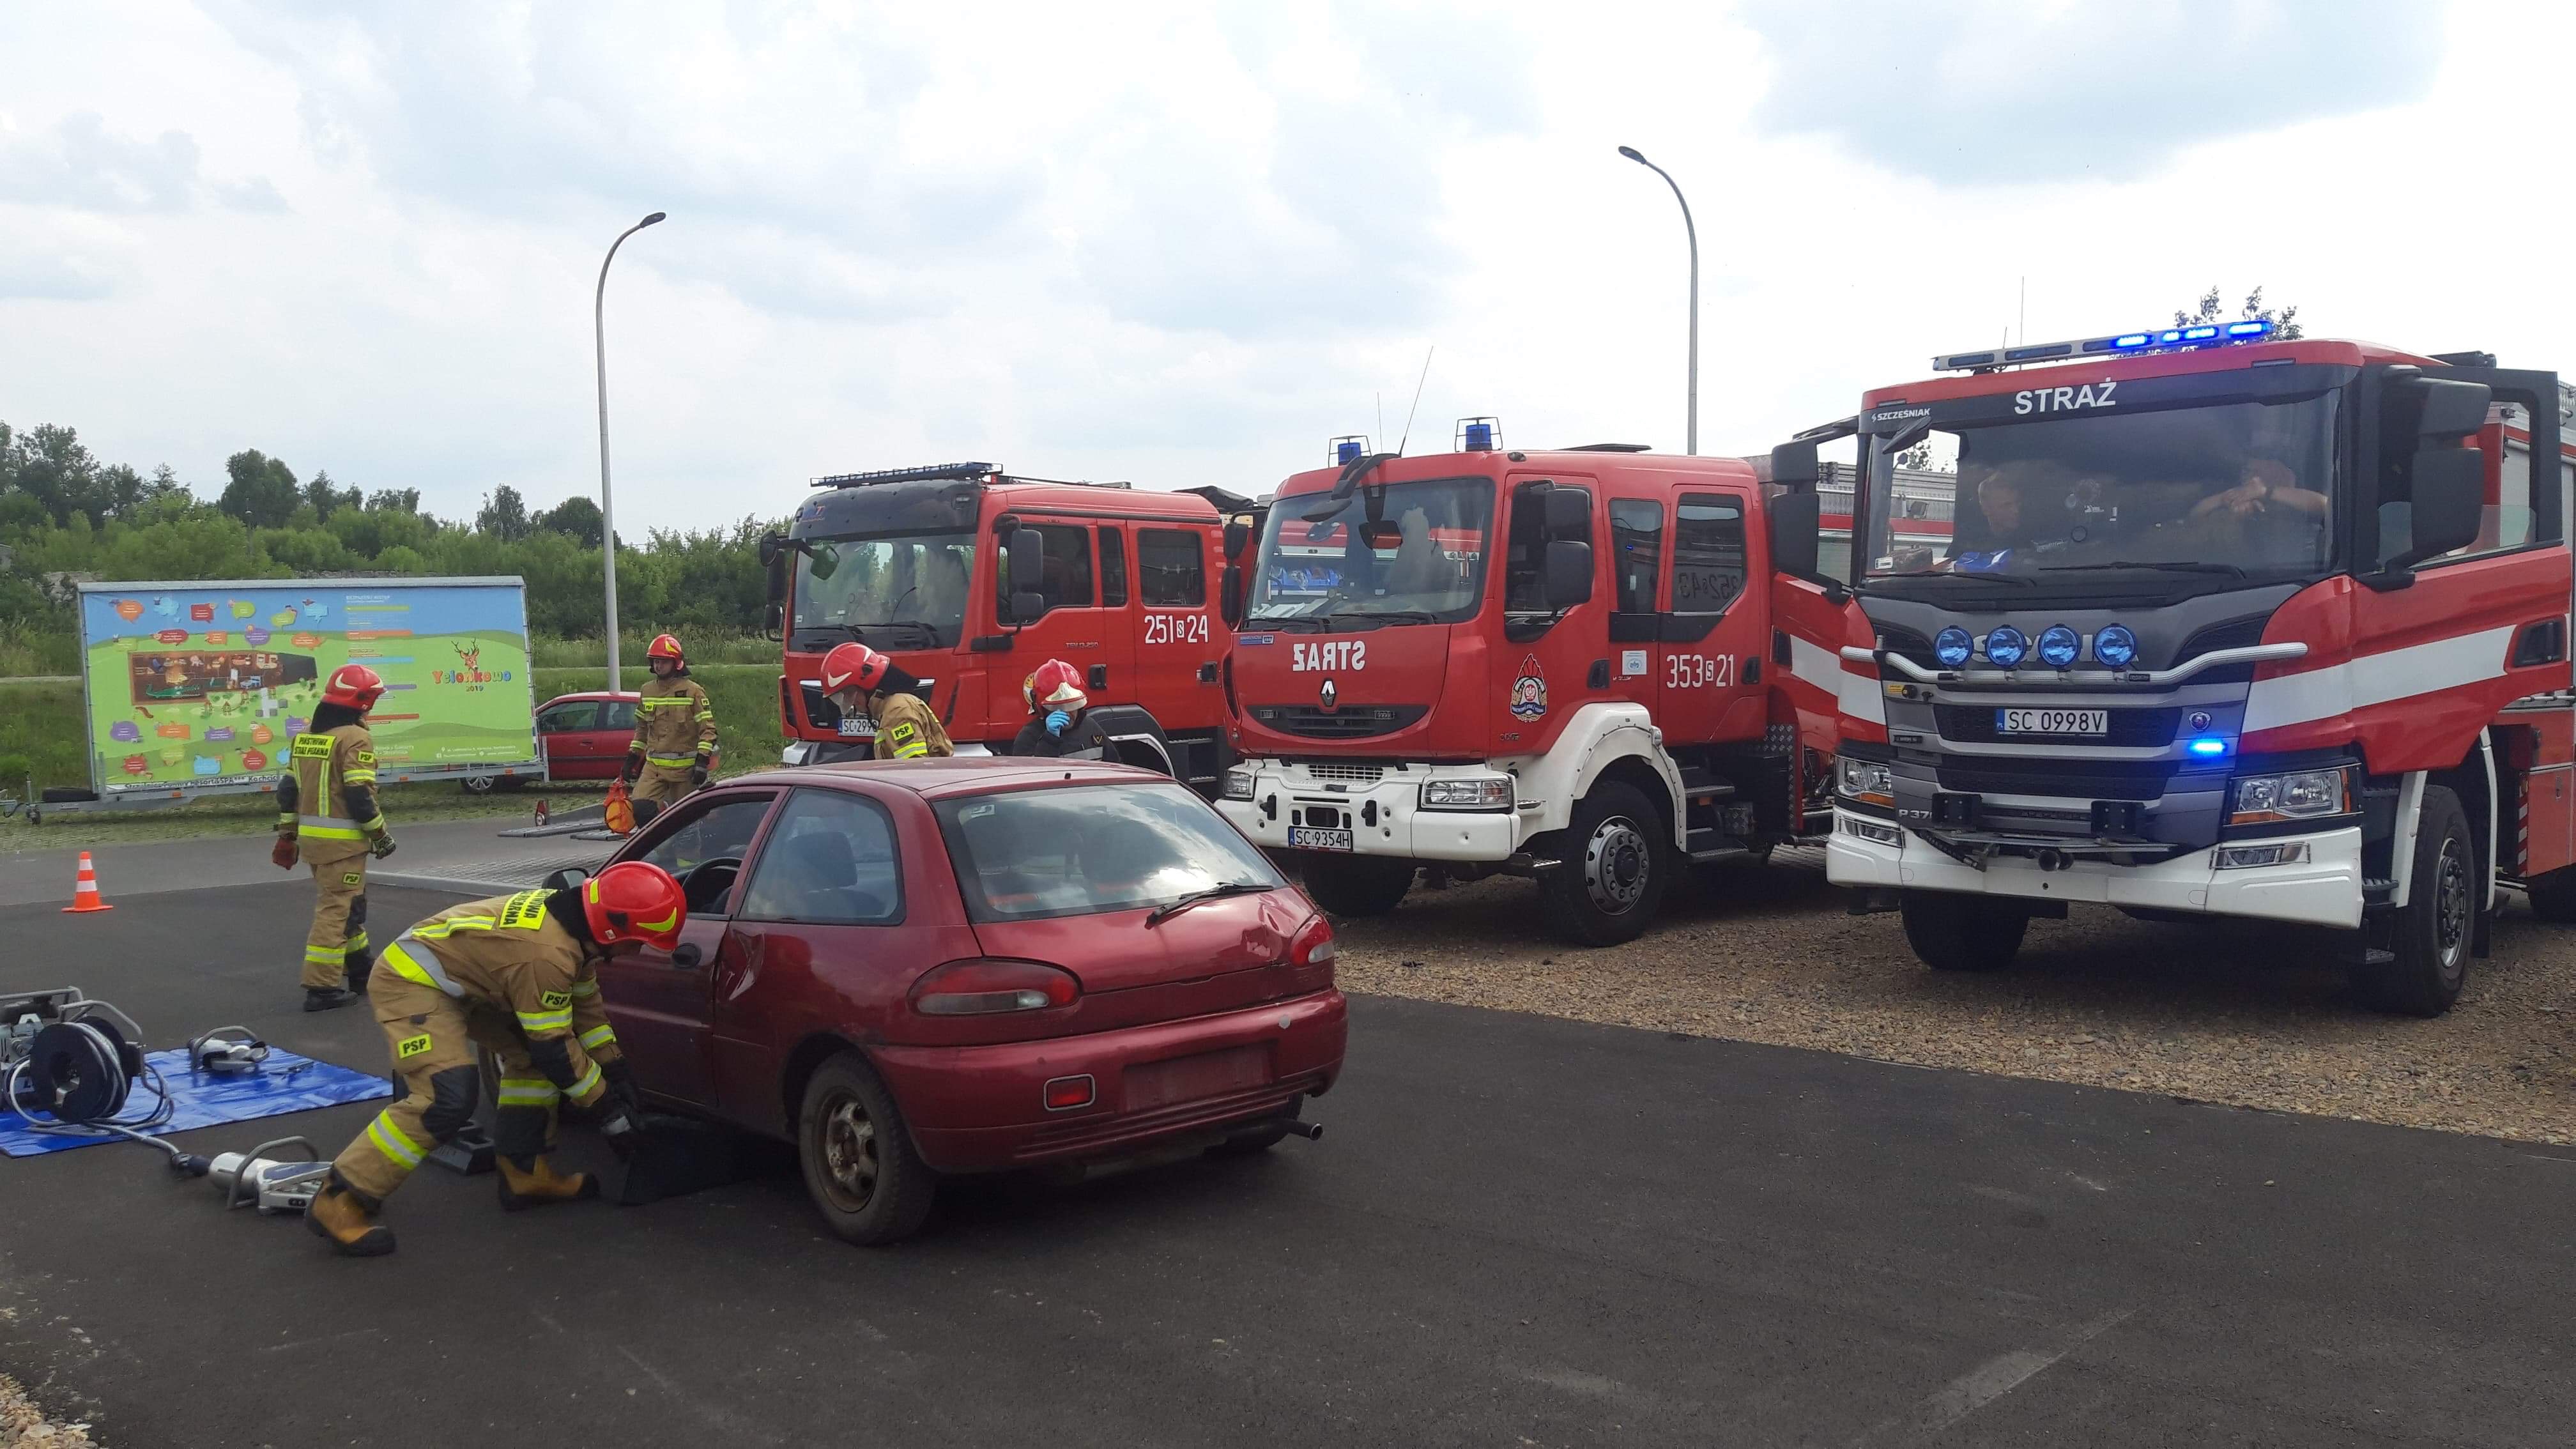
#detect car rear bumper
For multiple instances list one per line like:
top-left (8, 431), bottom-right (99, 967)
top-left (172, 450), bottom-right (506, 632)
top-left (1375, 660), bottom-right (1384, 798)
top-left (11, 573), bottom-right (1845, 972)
top-left (871, 989), bottom-right (1349, 1172)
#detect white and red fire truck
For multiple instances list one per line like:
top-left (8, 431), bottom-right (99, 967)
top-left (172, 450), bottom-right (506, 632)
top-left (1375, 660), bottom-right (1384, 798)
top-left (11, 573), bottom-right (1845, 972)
top-left (1809, 323), bottom-right (2576, 1013)
top-left (1216, 425), bottom-right (1851, 945)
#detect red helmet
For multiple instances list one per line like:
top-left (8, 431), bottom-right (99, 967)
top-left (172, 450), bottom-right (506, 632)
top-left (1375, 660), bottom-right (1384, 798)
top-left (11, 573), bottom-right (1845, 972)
top-left (821, 641), bottom-right (891, 696)
top-left (1023, 659), bottom-right (1085, 714)
top-left (322, 663), bottom-right (386, 710)
top-left (582, 861), bottom-right (686, 951)
top-left (647, 633), bottom-right (685, 664)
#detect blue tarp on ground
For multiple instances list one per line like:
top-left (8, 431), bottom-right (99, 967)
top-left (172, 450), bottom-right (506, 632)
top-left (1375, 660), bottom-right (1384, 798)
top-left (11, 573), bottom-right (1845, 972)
top-left (0, 1047), bottom-right (390, 1157)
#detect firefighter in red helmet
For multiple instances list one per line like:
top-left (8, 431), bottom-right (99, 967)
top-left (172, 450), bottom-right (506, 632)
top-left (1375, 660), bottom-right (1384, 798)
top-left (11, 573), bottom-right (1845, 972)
top-left (269, 663), bottom-right (395, 1012)
top-left (820, 641), bottom-right (951, 760)
top-left (303, 860), bottom-right (681, 1257)
top-left (1013, 659), bottom-right (1111, 760)
top-left (622, 633), bottom-right (717, 806)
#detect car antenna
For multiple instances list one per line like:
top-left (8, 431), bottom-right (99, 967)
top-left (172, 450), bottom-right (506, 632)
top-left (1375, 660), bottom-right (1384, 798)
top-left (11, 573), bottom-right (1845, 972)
top-left (1326, 349), bottom-right (1430, 505)
top-left (1395, 346), bottom-right (1434, 457)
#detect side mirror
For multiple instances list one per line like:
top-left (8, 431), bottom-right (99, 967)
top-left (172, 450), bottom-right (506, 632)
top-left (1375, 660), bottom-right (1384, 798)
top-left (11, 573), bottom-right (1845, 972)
top-left (2409, 377), bottom-right (2493, 440)
top-left (763, 601), bottom-right (785, 641)
top-left (763, 546), bottom-right (788, 606)
top-left (1544, 539), bottom-right (1593, 610)
top-left (1222, 519), bottom-right (1252, 561)
top-left (1220, 564), bottom-right (1244, 627)
top-left (756, 532), bottom-right (785, 568)
top-left (1769, 439), bottom-right (1821, 489)
top-left (1769, 487), bottom-right (1824, 580)
top-left (1006, 526), bottom-right (1043, 589)
top-left (1009, 590), bottom-right (1050, 625)
top-left (1544, 485), bottom-right (1590, 540)
top-left (2386, 448), bottom-right (2485, 569)
top-left (540, 866), bottom-right (590, 893)
top-left (671, 942), bottom-right (704, 969)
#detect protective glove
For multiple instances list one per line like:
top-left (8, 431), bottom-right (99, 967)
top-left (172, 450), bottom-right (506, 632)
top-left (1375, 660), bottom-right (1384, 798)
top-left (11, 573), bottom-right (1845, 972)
top-left (597, 1106), bottom-right (641, 1160)
top-left (689, 758), bottom-right (709, 788)
top-left (1045, 710), bottom-right (1071, 739)
top-left (368, 832), bottom-right (398, 861)
top-left (600, 1057), bottom-right (641, 1115)
top-left (620, 753), bottom-right (643, 784)
top-left (271, 835), bottom-right (299, 870)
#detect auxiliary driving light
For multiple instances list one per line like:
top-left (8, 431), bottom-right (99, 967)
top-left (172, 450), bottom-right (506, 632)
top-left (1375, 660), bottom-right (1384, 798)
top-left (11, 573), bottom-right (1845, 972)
top-left (2093, 624), bottom-right (2138, 668)
top-left (1982, 626), bottom-right (2028, 668)
top-left (2037, 625), bottom-right (2080, 669)
top-left (1933, 626), bottom-right (1974, 668)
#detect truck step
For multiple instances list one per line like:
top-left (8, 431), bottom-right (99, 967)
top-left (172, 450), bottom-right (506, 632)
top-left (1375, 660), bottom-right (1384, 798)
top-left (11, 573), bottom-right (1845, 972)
top-left (1685, 827), bottom-right (1746, 861)
top-left (1675, 765), bottom-right (1736, 800)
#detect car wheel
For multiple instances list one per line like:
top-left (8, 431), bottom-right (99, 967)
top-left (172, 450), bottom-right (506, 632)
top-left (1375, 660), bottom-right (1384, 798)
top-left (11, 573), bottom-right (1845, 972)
top-left (796, 1052), bottom-right (936, 1246)
top-left (2523, 863), bottom-right (2576, 923)
top-left (1300, 854), bottom-right (1414, 918)
top-left (2360, 785), bottom-right (2473, 1017)
top-left (1537, 780), bottom-right (1667, 947)
top-left (1900, 891), bottom-right (2030, 972)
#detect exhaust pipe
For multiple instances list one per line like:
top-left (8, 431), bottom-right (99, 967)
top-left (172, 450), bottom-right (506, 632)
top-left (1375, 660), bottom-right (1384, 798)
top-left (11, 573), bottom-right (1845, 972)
top-left (1281, 1119), bottom-right (1324, 1141)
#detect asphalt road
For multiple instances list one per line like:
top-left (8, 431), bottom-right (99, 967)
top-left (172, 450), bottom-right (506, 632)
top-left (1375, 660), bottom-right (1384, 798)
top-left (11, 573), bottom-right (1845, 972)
top-left (4, 878), bottom-right (2574, 1447)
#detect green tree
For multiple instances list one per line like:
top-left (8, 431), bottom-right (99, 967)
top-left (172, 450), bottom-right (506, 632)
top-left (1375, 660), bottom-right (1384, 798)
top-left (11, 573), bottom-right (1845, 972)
top-left (2176, 285), bottom-right (2303, 341)
top-left (367, 487), bottom-right (422, 514)
top-left (475, 484), bottom-right (532, 540)
top-left (303, 468), bottom-right (360, 519)
top-left (533, 493), bottom-right (604, 549)
top-left (218, 449), bottom-right (301, 528)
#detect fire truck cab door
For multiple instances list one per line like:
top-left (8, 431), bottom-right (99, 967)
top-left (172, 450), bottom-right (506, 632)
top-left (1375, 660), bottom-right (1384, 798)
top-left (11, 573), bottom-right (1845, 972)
top-left (997, 517), bottom-right (1133, 745)
top-left (1650, 488), bottom-right (1768, 746)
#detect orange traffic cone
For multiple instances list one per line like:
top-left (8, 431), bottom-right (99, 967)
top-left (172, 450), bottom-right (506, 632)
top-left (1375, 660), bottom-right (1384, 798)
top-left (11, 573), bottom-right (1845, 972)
top-left (63, 851), bottom-right (114, 914)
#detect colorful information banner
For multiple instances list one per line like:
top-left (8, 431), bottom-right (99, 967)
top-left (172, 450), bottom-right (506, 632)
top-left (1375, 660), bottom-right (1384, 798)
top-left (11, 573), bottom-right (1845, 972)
top-left (75, 578), bottom-right (537, 795)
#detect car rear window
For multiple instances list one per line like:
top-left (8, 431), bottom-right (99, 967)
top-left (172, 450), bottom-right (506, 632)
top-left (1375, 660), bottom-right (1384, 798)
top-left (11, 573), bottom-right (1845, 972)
top-left (934, 781), bottom-right (1283, 923)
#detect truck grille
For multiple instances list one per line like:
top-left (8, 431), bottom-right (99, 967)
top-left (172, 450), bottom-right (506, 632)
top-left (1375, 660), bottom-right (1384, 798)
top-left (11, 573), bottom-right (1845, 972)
top-left (1303, 763), bottom-right (1386, 785)
top-left (799, 682), bottom-right (843, 728)
top-left (1248, 705), bottom-right (1427, 739)
top-left (1935, 705), bottom-right (2179, 747)
top-left (1937, 758), bottom-right (2175, 801)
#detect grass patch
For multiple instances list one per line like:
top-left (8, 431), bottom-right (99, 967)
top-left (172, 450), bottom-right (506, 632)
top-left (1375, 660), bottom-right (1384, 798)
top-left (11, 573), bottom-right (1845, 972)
top-left (0, 620), bottom-right (79, 677)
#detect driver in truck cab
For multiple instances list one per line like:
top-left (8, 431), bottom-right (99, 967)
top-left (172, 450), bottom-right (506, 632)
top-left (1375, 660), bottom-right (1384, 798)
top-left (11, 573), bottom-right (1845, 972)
top-left (820, 641), bottom-right (953, 760)
top-left (1012, 658), bottom-right (1112, 760)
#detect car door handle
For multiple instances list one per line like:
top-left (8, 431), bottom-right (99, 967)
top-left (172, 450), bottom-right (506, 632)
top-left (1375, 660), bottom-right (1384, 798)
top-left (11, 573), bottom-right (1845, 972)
top-left (671, 942), bottom-right (703, 969)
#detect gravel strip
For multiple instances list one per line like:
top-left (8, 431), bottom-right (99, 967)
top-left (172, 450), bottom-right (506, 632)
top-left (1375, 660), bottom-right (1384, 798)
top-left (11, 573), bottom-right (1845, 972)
top-left (1327, 850), bottom-right (2576, 1146)
top-left (0, 1374), bottom-right (93, 1448)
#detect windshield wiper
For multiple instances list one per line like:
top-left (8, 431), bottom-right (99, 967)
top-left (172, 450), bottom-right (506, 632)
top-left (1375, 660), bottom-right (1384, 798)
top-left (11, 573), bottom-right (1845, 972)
top-left (2039, 561), bottom-right (2247, 579)
top-left (1328, 609), bottom-right (1440, 629)
top-left (1251, 613), bottom-right (1330, 632)
top-left (848, 619), bottom-right (940, 643)
top-left (1144, 881), bottom-right (1267, 927)
top-left (1866, 570), bottom-right (2032, 588)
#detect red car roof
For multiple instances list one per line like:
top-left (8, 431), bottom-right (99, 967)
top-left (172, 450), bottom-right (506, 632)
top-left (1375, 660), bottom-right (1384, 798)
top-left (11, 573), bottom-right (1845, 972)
top-left (724, 757), bottom-right (1171, 801)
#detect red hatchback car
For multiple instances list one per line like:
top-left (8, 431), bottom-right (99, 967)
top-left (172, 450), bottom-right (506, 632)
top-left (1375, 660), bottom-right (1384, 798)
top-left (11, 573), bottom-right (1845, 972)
top-left (586, 758), bottom-right (1347, 1243)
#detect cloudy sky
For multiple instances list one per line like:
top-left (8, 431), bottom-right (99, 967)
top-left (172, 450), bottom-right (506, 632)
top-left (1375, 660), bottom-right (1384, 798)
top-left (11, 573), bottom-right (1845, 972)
top-left (0, 1), bottom-right (2548, 532)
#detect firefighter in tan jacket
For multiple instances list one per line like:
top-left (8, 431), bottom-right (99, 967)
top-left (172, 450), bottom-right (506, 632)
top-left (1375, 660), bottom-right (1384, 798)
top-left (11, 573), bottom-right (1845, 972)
top-left (820, 641), bottom-right (953, 760)
top-left (621, 633), bottom-right (717, 806)
top-left (303, 862), bottom-right (683, 1257)
top-left (270, 664), bottom-right (397, 1013)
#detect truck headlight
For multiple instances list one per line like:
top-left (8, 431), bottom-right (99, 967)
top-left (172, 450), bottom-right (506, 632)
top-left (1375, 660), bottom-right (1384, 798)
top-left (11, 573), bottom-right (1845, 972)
top-left (2229, 766), bottom-right (2352, 825)
top-left (1838, 758), bottom-right (1894, 808)
top-left (1222, 767), bottom-right (1256, 801)
top-left (1420, 777), bottom-right (1513, 811)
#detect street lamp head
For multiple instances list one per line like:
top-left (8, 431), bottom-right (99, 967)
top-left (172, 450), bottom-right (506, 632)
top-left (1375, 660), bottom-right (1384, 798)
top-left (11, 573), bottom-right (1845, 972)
top-left (640, 211), bottom-right (667, 227)
top-left (1616, 146), bottom-right (1645, 163)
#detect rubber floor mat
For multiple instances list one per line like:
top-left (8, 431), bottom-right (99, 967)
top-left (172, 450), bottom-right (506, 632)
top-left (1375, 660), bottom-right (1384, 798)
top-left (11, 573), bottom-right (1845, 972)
top-left (1, 1047), bottom-right (392, 1157)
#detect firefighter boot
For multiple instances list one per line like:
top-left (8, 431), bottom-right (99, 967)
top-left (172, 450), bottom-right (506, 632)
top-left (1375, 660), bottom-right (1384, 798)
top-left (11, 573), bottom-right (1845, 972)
top-left (304, 1172), bottom-right (395, 1257)
top-left (303, 986), bottom-right (359, 1013)
top-left (497, 1154), bottom-right (600, 1212)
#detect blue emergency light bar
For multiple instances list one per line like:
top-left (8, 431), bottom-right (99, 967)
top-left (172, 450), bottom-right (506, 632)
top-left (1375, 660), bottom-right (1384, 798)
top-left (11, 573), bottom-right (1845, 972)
top-left (1933, 319), bottom-right (2274, 373)
top-left (811, 461), bottom-right (997, 488)
top-left (1329, 435), bottom-right (1369, 465)
top-left (1456, 416), bottom-right (1500, 452)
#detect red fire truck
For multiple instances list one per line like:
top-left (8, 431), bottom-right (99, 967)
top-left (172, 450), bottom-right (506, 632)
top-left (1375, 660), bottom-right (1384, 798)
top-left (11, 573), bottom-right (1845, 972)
top-left (1809, 323), bottom-right (2576, 1014)
top-left (1215, 424), bottom-right (1851, 945)
top-left (761, 463), bottom-right (1258, 792)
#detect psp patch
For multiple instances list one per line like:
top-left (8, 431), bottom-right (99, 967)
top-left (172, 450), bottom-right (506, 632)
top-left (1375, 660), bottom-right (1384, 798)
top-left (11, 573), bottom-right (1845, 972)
top-left (342, 872), bottom-right (362, 886)
top-left (890, 722), bottom-right (917, 742)
top-left (539, 990), bottom-right (572, 1011)
top-left (397, 1033), bottom-right (432, 1059)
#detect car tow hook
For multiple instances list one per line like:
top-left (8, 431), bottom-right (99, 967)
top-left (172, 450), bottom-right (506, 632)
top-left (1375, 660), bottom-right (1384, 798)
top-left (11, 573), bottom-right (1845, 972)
top-left (2035, 848), bottom-right (2070, 873)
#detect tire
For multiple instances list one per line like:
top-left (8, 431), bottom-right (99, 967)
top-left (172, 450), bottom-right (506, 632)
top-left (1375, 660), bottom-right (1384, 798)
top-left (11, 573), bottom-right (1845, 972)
top-left (1301, 854), bottom-right (1415, 919)
top-left (1900, 892), bottom-right (2030, 972)
top-left (2360, 785), bottom-right (2474, 1018)
top-left (795, 1052), bottom-right (936, 1246)
top-left (459, 774), bottom-right (496, 795)
top-left (1537, 780), bottom-right (1669, 947)
top-left (2524, 865), bottom-right (2576, 923)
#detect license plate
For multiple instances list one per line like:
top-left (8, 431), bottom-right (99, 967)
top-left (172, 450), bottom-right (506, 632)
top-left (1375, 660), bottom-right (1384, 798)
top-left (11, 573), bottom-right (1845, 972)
top-left (1288, 827), bottom-right (1354, 852)
top-left (836, 715), bottom-right (877, 738)
top-left (1126, 1043), bottom-right (1274, 1110)
top-left (1997, 708), bottom-right (2108, 736)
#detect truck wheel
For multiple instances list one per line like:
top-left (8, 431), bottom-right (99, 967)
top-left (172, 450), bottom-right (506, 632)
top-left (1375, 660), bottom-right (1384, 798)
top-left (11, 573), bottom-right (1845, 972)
top-left (1301, 855), bottom-right (1414, 918)
top-left (797, 1052), bottom-right (937, 1246)
top-left (1538, 780), bottom-right (1668, 947)
top-left (2524, 864), bottom-right (2576, 923)
top-left (1900, 893), bottom-right (2030, 972)
top-left (2360, 785), bottom-right (2474, 1018)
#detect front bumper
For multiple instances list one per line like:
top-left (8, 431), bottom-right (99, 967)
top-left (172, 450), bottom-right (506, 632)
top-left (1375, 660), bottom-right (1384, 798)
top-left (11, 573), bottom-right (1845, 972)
top-left (1827, 820), bottom-right (2364, 929)
top-left (1216, 759), bottom-right (1528, 863)
top-left (870, 990), bottom-right (1347, 1173)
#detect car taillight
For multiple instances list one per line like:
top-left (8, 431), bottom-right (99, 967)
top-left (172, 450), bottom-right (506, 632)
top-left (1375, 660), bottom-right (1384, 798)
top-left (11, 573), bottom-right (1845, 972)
top-left (910, 959), bottom-right (1082, 1016)
top-left (1288, 915), bottom-right (1336, 985)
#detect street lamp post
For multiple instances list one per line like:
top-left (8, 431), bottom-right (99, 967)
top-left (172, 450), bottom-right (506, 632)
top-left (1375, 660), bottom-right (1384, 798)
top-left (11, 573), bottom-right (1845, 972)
top-left (1617, 146), bottom-right (1697, 456)
top-left (594, 210), bottom-right (665, 692)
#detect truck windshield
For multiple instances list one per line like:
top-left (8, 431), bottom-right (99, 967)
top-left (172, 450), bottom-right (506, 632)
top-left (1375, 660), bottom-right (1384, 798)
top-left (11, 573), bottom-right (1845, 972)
top-left (793, 532), bottom-right (977, 647)
top-left (1863, 394), bottom-right (2339, 585)
top-left (1243, 476), bottom-right (1494, 627)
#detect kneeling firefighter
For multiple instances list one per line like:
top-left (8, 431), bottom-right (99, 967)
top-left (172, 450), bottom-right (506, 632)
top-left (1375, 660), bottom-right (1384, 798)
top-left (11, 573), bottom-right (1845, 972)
top-left (1012, 659), bottom-right (1110, 760)
top-left (820, 641), bottom-right (953, 760)
top-left (305, 861), bottom-right (682, 1257)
